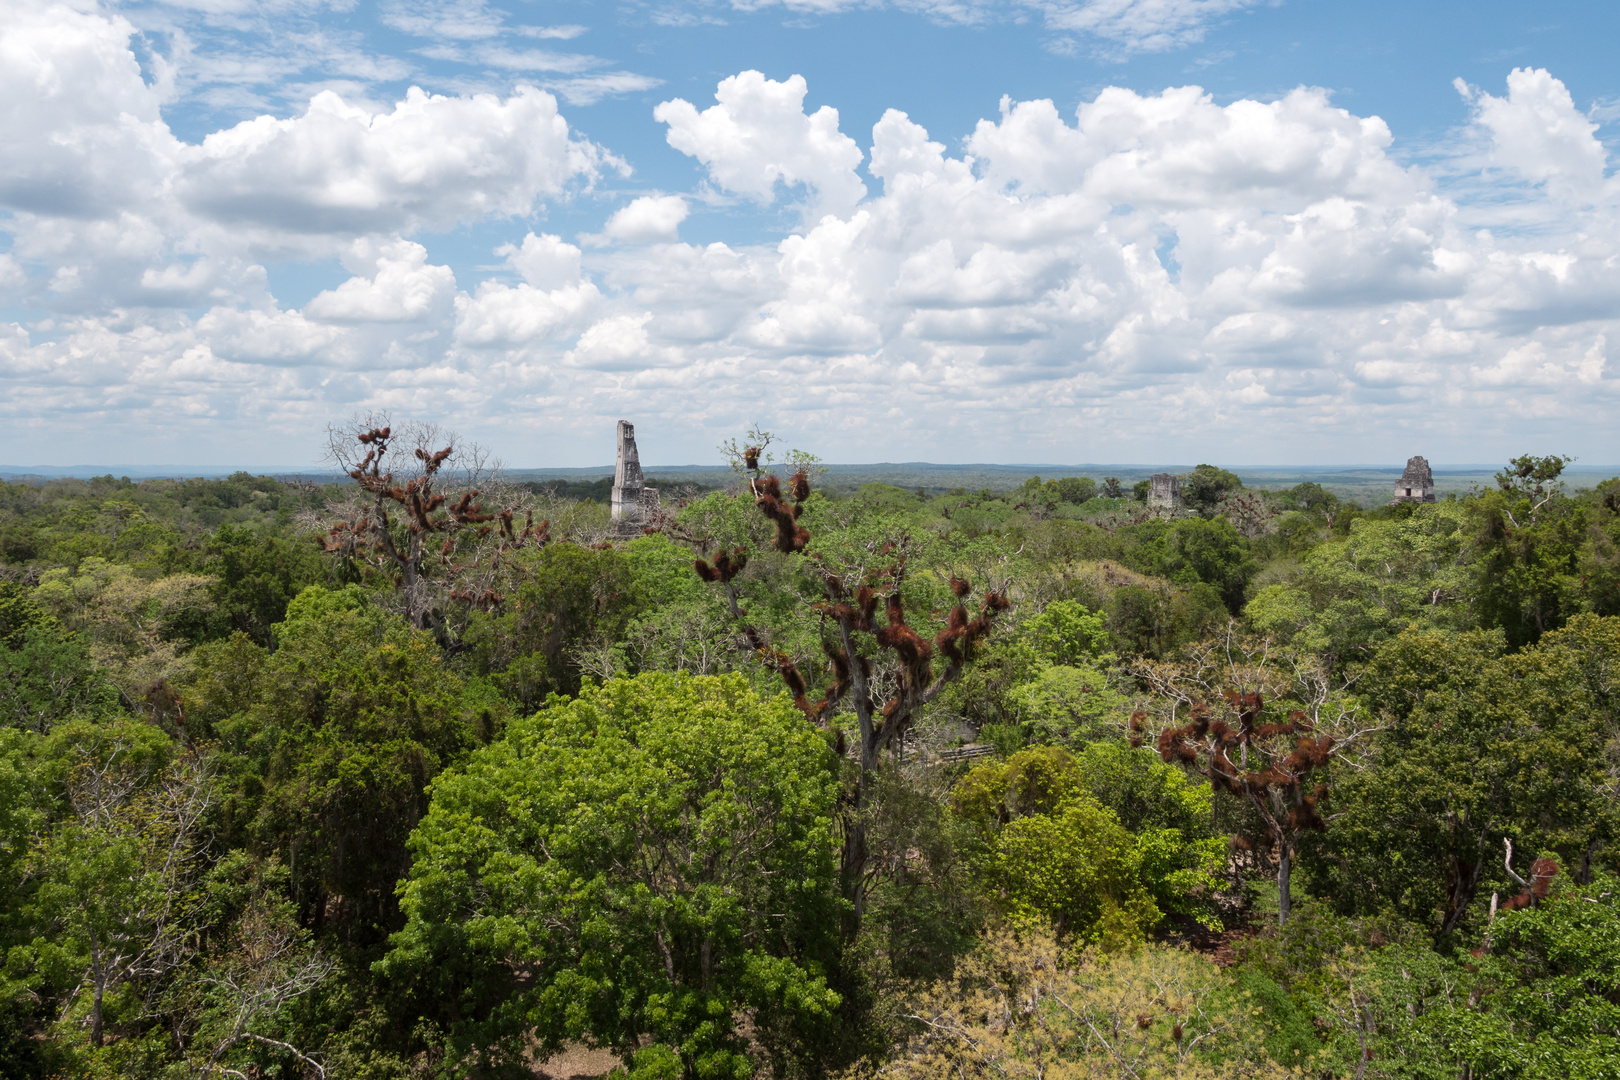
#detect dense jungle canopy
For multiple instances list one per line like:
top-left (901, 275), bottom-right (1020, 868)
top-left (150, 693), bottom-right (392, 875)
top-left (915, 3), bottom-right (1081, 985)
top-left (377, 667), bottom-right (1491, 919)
top-left (1, 430), bottom-right (1617, 1080)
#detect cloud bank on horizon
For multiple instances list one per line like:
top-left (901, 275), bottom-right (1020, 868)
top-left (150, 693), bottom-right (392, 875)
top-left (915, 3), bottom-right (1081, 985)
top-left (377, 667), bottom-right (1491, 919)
top-left (1, 0), bottom-right (1618, 468)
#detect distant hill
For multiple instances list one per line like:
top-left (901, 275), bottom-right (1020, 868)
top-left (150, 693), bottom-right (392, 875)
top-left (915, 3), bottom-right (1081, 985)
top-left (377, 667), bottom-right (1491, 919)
top-left (7, 462), bottom-right (1616, 505)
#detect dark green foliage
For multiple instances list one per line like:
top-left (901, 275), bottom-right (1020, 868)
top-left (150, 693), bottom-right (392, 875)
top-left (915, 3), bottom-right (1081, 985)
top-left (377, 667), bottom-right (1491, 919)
top-left (0, 627), bottom-right (117, 733)
top-left (461, 543), bottom-right (646, 709)
top-left (0, 581), bottom-right (113, 734)
top-left (848, 482), bottom-right (929, 515)
top-left (1105, 581), bottom-right (1227, 657)
top-left (202, 524), bottom-right (328, 645)
top-left (206, 586), bottom-right (488, 942)
top-left (1181, 463), bottom-right (1244, 516)
top-left (1581, 478), bottom-right (1620, 616)
top-left (1223, 969), bottom-right (1320, 1071)
top-left (0, 580), bottom-right (59, 647)
top-left (1280, 481), bottom-right (1340, 516)
top-left (1428, 877), bottom-right (1620, 1078)
top-left (1154, 516), bottom-right (1258, 613)
top-left (1307, 619), bottom-right (1618, 936)
top-left (1016, 476), bottom-right (1098, 510)
top-left (1055, 476), bottom-right (1097, 505)
top-left (857, 768), bottom-right (982, 984)
top-left (1469, 485), bottom-right (1587, 647)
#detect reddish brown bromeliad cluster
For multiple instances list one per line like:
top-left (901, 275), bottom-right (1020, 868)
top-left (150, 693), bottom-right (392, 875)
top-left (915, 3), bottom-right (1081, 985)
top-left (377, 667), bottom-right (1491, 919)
top-left (693, 446), bottom-right (1008, 737)
top-left (1140, 690), bottom-right (1334, 835)
top-left (322, 424), bottom-right (550, 622)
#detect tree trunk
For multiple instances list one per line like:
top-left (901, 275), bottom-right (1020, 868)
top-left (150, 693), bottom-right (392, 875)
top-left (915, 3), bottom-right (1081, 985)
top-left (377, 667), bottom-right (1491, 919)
top-left (1440, 857), bottom-right (1482, 936)
top-left (840, 744), bottom-right (874, 926)
top-left (836, 619), bottom-right (876, 928)
top-left (89, 943), bottom-right (105, 1048)
top-left (90, 980), bottom-right (104, 1047)
top-left (1277, 842), bottom-right (1292, 926)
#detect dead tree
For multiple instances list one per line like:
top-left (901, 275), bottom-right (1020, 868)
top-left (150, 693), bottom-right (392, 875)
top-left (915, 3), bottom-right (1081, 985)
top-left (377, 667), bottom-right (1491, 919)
top-left (1492, 838), bottom-right (1559, 917)
top-left (691, 434), bottom-right (1009, 919)
top-left (1132, 628), bottom-right (1380, 925)
top-left (311, 416), bottom-right (550, 636)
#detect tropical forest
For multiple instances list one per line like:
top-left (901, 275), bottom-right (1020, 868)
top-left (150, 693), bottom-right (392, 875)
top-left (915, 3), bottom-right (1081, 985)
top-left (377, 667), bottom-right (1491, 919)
top-left (1, 421), bottom-right (1617, 1080)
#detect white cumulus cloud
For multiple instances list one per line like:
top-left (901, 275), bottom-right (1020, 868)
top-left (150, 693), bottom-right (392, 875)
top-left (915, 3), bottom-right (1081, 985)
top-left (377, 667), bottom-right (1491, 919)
top-left (182, 86), bottom-right (611, 237)
top-left (599, 196), bottom-right (690, 244)
top-left (655, 72), bottom-right (867, 219)
top-left (4, 38), bottom-right (1620, 466)
top-left (304, 240), bottom-right (457, 323)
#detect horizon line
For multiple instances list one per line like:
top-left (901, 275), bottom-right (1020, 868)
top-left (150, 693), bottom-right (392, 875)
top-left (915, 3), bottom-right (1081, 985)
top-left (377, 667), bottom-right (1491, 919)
top-left (5, 461), bottom-right (1618, 478)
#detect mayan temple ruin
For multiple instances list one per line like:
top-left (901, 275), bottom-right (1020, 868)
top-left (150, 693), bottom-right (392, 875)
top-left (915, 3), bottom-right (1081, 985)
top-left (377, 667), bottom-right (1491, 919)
top-left (1148, 472), bottom-right (1182, 511)
top-left (1392, 455), bottom-right (1437, 503)
top-left (610, 420), bottom-right (659, 534)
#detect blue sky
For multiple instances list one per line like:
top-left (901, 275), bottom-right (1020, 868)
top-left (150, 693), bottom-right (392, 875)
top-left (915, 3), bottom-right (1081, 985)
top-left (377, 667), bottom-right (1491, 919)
top-left (2, 0), bottom-right (1619, 468)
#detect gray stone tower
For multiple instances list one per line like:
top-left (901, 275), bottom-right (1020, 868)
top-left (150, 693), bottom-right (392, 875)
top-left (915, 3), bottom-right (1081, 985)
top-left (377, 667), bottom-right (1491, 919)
top-left (1392, 456), bottom-right (1437, 504)
top-left (1148, 472), bottom-right (1182, 511)
top-left (611, 420), bottom-right (659, 532)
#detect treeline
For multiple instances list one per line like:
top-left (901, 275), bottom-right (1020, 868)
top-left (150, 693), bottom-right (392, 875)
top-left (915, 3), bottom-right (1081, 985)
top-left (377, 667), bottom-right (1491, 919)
top-left (0, 431), bottom-right (1617, 1079)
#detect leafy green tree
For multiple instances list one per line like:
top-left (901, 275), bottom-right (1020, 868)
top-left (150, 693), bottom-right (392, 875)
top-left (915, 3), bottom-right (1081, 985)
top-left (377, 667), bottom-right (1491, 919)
top-left (201, 524), bottom-right (327, 646)
top-left (996, 797), bottom-right (1165, 944)
top-left (1156, 517), bottom-right (1257, 613)
top-left (1055, 476), bottom-right (1097, 505)
top-left (976, 599), bottom-right (1125, 748)
top-left (953, 747), bottom-right (1223, 942)
top-left (1018, 476), bottom-right (1058, 512)
top-left (1023, 599), bottom-right (1111, 667)
top-left (1579, 478), bottom-right (1620, 616)
top-left (461, 542), bottom-right (646, 709)
top-left (1, 627), bottom-right (117, 733)
top-left (1420, 877), bottom-right (1620, 1079)
top-left (380, 673), bottom-right (845, 1078)
top-left (1071, 740), bottom-right (1215, 840)
top-left (1244, 502), bottom-right (1471, 664)
top-left (1010, 666), bottom-right (1124, 747)
top-left (1106, 581), bottom-right (1227, 658)
top-left (1132, 479), bottom-right (1151, 502)
top-left (30, 557), bottom-right (216, 700)
top-left (1226, 900), bottom-right (1444, 1077)
top-left (1181, 464), bottom-right (1244, 517)
top-left (26, 721), bottom-right (211, 1050)
top-left (206, 585), bottom-right (486, 940)
top-left (0, 579), bottom-right (59, 647)
top-left (0, 729), bottom-right (53, 1077)
top-left (1312, 621), bottom-right (1618, 936)
top-left (856, 766), bottom-right (984, 987)
top-left (1496, 453), bottom-right (1574, 508)
top-left (1470, 484), bottom-right (1586, 648)
top-left (1281, 481), bottom-right (1340, 517)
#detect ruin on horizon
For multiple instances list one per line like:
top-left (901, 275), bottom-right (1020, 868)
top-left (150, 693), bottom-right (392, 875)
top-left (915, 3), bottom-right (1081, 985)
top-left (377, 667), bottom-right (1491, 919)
top-left (611, 420), bottom-right (659, 533)
top-left (1148, 472), bottom-right (1182, 511)
top-left (1392, 455), bottom-right (1437, 504)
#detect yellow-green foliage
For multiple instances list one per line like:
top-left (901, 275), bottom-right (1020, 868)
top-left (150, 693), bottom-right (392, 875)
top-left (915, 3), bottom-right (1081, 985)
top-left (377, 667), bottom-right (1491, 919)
top-left (954, 748), bottom-right (1224, 944)
top-left (845, 926), bottom-right (1296, 1080)
top-left (33, 557), bottom-right (215, 694)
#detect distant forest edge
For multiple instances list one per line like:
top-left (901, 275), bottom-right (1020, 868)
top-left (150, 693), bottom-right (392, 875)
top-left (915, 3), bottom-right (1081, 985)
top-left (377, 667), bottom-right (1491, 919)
top-left (7, 461), bottom-right (1617, 505)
